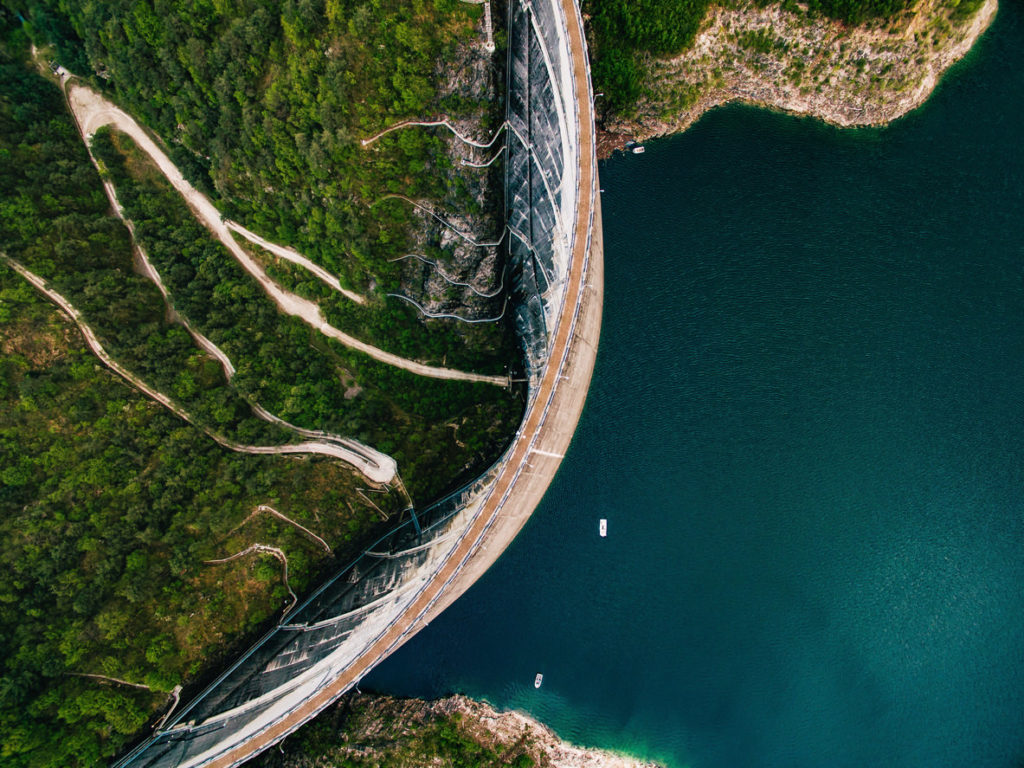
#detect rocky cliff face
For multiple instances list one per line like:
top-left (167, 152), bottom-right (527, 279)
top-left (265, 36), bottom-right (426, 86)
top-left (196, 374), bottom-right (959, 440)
top-left (399, 37), bottom-right (508, 325)
top-left (432, 696), bottom-right (662, 768)
top-left (600, 0), bottom-right (997, 151)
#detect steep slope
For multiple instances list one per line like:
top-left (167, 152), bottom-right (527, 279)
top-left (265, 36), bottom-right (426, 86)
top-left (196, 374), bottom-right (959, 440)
top-left (250, 692), bottom-right (661, 768)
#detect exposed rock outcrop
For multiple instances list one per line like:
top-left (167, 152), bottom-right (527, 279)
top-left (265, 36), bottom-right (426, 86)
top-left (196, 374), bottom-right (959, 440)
top-left (399, 37), bottom-right (507, 322)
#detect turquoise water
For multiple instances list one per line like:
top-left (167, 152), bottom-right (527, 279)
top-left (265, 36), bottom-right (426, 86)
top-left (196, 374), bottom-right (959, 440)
top-left (367, 6), bottom-right (1024, 767)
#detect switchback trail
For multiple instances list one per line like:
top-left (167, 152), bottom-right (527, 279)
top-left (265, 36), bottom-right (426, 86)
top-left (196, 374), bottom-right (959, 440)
top-left (197, 0), bottom-right (604, 761)
top-left (23, 161), bottom-right (396, 482)
top-left (84, 172), bottom-right (397, 483)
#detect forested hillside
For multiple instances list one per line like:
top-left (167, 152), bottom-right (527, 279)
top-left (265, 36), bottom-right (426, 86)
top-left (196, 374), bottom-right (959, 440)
top-left (89, 126), bottom-right (520, 498)
top-left (249, 693), bottom-right (541, 768)
top-left (5, 0), bottom-right (527, 495)
top-left (0, 22), bottom-right (405, 765)
top-left (18, 0), bottom-right (514, 368)
top-left (0, 266), bottom-right (388, 766)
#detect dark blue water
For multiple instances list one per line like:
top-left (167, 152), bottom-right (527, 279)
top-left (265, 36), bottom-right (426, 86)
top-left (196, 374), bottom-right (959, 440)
top-left (368, 6), bottom-right (1024, 767)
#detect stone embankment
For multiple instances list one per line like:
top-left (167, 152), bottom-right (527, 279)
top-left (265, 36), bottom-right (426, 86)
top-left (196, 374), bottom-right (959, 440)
top-left (380, 29), bottom-right (508, 325)
top-left (601, 0), bottom-right (998, 150)
top-left (440, 696), bottom-right (661, 768)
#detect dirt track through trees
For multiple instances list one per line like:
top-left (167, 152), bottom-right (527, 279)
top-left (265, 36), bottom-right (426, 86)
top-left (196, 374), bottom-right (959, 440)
top-left (2, 256), bottom-right (398, 483)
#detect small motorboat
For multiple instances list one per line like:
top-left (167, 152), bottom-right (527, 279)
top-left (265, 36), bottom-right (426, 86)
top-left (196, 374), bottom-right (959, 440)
top-left (599, 518), bottom-right (608, 537)
top-left (625, 140), bottom-right (646, 154)
top-left (534, 673), bottom-right (543, 688)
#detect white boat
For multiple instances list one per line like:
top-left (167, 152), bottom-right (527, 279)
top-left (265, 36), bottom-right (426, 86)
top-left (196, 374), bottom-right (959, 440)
top-left (534, 673), bottom-right (543, 688)
top-left (631, 145), bottom-right (646, 154)
top-left (599, 518), bottom-right (608, 537)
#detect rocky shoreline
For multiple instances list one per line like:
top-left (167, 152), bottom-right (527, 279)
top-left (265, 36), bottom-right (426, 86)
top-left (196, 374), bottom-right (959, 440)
top-left (599, 0), bottom-right (998, 156)
top-left (436, 695), bottom-right (663, 768)
top-left (254, 692), bottom-right (663, 768)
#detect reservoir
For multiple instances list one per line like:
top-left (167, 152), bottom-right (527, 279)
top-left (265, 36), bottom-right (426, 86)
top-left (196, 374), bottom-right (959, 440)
top-left (367, 4), bottom-right (1024, 767)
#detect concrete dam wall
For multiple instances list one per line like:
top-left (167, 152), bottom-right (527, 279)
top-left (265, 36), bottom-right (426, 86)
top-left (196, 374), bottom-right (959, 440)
top-left (115, 0), bottom-right (601, 765)
top-left (115, 471), bottom-right (503, 768)
top-left (507, 0), bottom-right (580, 380)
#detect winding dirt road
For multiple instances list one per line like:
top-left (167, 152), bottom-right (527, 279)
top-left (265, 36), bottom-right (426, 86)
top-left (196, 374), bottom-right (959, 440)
top-left (3, 256), bottom-right (397, 484)
top-left (33, 166), bottom-right (397, 483)
top-left (63, 83), bottom-right (508, 388)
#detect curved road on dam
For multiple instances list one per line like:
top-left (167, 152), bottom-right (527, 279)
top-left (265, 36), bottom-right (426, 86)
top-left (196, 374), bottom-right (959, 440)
top-left (196, 0), bottom-right (604, 764)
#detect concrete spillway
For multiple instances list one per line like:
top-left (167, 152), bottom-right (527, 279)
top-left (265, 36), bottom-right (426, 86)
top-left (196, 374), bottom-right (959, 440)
top-left (114, 0), bottom-right (602, 765)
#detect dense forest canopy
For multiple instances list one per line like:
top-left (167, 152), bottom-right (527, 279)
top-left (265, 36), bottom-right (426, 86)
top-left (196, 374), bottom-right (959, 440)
top-left (0, 17), bottom-right (412, 764)
top-left (89, 126), bottom-right (520, 498)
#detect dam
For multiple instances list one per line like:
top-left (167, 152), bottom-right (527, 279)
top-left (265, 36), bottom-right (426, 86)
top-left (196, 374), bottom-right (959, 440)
top-left (113, 0), bottom-right (602, 765)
